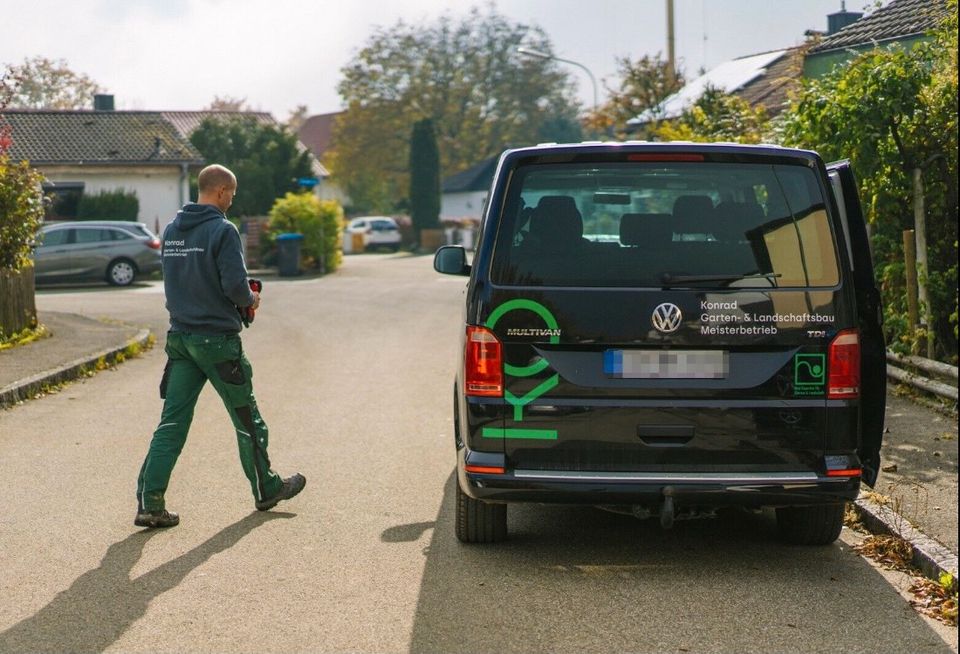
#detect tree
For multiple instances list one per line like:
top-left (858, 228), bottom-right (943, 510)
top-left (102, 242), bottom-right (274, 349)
top-left (0, 156), bottom-right (45, 270)
top-left (0, 64), bottom-right (45, 338)
top-left (409, 119), bottom-right (441, 244)
top-left (189, 116), bottom-right (315, 217)
top-left (285, 105), bottom-right (309, 133)
top-left (655, 86), bottom-right (771, 144)
top-left (330, 5), bottom-right (581, 213)
top-left (781, 0), bottom-right (958, 361)
top-left (3, 56), bottom-right (103, 109)
top-left (586, 53), bottom-right (684, 139)
top-left (205, 95), bottom-right (250, 111)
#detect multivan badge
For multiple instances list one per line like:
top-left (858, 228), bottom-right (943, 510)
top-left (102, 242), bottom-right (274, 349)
top-left (652, 303), bottom-right (683, 333)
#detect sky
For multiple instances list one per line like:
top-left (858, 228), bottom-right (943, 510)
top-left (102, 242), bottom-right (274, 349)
top-left (1, 0), bottom-right (872, 120)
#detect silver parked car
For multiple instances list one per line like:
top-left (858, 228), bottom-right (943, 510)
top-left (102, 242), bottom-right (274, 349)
top-left (33, 221), bottom-right (162, 286)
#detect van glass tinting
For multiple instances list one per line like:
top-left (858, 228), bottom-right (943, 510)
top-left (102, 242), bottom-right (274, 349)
top-left (490, 162), bottom-right (840, 288)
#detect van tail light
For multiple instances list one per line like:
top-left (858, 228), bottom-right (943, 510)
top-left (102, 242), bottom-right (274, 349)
top-left (146, 238), bottom-right (161, 250)
top-left (827, 329), bottom-right (860, 399)
top-left (465, 465), bottom-right (505, 474)
top-left (465, 326), bottom-right (503, 397)
top-left (826, 468), bottom-right (862, 478)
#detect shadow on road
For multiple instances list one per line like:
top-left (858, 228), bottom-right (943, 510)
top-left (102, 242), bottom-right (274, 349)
top-left (408, 472), bottom-right (952, 654)
top-left (0, 511), bottom-right (292, 654)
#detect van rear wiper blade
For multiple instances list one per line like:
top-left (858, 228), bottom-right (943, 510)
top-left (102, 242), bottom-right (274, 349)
top-left (659, 272), bottom-right (782, 286)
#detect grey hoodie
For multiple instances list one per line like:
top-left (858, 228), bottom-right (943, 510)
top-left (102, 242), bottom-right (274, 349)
top-left (162, 203), bottom-right (254, 334)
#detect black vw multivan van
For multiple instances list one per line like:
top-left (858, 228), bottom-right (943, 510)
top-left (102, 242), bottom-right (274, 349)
top-left (434, 143), bottom-right (885, 545)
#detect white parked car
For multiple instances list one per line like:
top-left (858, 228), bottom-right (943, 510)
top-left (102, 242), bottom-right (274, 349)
top-left (346, 216), bottom-right (402, 252)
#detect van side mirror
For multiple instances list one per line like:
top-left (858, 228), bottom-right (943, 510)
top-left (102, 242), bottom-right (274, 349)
top-left (434, 245), bottom-right (470, 276)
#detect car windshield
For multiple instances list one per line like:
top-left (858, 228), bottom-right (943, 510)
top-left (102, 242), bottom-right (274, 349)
top-left (489, 161), bottom-right (840, 288)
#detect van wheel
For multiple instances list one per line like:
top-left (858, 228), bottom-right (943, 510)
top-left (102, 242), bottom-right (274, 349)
top-left (106, 259), bottom-right (137, 286)
top-left (455, 478), bottom-right (507, 543)
top-left (776, 503), bottom-right (845, 545)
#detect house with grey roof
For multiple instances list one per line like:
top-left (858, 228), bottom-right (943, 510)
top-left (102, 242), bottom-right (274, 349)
top-left (441, 155), bottom-right (498, 223)
top-left (804, 0), bottom-right (950, 77)
top-left (0, 105), bottom-right (203, 233)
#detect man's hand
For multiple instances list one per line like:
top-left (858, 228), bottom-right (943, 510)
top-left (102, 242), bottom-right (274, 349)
top-left (250, 291), bottom-right (261, 311)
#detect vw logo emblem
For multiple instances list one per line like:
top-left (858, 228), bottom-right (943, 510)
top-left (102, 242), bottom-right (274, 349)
top-left (652, 303), bottom-right (683, 333)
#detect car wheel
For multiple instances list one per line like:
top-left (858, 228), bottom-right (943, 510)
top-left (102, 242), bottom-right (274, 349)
top-left (776, 503), bottom-right (845, 545)
top-left (106, 259), bottom-right (137, 286)
top-left (455, 477), bottom-right (507, 543)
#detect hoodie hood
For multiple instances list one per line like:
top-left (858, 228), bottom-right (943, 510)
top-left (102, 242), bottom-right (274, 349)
top-left (173, 203), bottom-right (226, 231)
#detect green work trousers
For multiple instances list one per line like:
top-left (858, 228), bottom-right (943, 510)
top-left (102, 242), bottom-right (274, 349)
top-left (137, 331), bottom-right (283, 512)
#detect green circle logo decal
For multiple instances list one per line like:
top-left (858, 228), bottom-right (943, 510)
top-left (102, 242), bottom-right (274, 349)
top-left (485, 299), bottom-right (559, 377)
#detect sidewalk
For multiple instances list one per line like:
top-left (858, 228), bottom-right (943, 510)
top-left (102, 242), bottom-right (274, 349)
top-left (0, 312), bottom-right (151, 407)
top-left (0, 312), bottom-right (956, 584)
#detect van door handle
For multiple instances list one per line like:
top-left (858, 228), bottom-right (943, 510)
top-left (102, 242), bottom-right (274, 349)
top-left (638, 425), bottom-right (694, 446)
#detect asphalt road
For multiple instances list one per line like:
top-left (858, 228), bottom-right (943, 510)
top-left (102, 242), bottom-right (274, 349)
top-left (0, 254), bottom-right (955, 654)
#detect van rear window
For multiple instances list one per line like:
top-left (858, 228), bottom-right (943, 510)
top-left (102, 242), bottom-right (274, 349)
top-left (489, 162), bottom-right (840, 288)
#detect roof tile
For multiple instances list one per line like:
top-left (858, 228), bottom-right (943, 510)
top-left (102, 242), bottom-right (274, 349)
top-left (0, 110), bottom-right (203, 164)
top-left (808, 0), bottom-right (949, 53)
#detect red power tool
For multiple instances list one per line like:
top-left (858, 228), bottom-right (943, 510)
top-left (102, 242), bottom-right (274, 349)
top-left (238, 278), bottom-right (262, 328)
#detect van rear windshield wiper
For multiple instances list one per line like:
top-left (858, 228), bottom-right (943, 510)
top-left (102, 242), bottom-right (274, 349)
top-left (659, 272), bottom-right (782, 286)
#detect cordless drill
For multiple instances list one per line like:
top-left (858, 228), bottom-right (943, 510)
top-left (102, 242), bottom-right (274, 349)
top-left (238, 278), bottom-right (262, 328)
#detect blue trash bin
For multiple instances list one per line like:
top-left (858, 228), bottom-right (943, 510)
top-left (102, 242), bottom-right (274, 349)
top-left (276, 233), bottom-right (304, 277)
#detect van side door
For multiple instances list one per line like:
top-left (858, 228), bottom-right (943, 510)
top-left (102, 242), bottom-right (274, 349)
top-left (827, 160), bottom-right (886, 487)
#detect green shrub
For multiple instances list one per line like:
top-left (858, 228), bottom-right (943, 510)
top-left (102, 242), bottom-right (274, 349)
top-left (267, 192), bottom-right (343, 273)
top-left (0, 156), bottom-right (45, 270)
top-left (76, 188), bottom-right (139, 220)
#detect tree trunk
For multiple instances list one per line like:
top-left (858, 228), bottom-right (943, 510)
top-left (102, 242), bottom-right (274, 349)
top-left (912, 168), bottom-right (934, 359)
top-left (0, 266), bottom-right (37, 337)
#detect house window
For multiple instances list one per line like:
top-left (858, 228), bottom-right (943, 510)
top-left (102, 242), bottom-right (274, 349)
top-left (43, 182), bottom-right (85, 220)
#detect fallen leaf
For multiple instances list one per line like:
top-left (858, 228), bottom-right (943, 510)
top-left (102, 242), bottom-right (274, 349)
top-left (882, 463), bottom-right (898, 473)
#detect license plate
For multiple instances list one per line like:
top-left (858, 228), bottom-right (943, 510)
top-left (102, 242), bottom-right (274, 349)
top-left (604, 349), bottom-right (729, 379)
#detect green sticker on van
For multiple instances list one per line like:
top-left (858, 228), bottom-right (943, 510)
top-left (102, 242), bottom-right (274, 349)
top-left (486, 298), bottom-right (561, 439)
top-left (794, 354), bottom-right (826, 396)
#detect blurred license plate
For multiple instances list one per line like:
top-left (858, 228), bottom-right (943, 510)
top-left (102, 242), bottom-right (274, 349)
top-left (604, 350), bottom-right (728, 379)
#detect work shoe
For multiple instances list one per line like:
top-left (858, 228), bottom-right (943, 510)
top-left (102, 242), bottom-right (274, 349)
top-left (134, 509), bottom-right (180, 529)
top-left (255, 473), bottom-right (306, 511)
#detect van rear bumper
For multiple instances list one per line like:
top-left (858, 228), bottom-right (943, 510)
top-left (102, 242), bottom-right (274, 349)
top-left (458, 449), bottom-right (860, 507)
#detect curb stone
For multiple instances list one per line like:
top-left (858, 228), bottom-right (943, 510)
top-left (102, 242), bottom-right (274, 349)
top-left (854, 494), bottom-right (959, 592)
top-left (0, 328), bottom-right (152, 409)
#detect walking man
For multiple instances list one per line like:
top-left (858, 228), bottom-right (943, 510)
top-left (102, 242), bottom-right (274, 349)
top-left (135, 164), bottom-right (305, 528)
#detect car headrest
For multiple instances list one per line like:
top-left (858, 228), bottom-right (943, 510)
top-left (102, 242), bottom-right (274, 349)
top-left (620, 213), bottom-right (673, 246)
top-left (528, 195), bottom-right (583, 247)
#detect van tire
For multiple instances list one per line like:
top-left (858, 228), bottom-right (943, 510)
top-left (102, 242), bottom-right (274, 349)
top-left (455, 479), bottom-right (507, 543)
top-left (776, 503), bottom-right (845, 545)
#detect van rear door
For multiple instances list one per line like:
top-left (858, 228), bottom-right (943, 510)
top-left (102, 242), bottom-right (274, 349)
top-left (827, 160), bottom-right (886, 486)
top-left (482, 152), bottom-right (851, 477)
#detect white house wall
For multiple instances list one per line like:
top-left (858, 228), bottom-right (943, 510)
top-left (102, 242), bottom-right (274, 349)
top-left (441, 191), bottom-right (487, 221)
top-left (40, 165), bottom-right (190, 234)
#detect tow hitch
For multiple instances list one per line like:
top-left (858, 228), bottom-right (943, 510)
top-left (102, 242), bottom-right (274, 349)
top-left (660, 488), bottom-right (676, 529)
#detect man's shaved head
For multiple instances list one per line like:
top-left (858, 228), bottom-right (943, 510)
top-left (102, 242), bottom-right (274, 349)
top-left (197, 164), bottom-right (237, 193)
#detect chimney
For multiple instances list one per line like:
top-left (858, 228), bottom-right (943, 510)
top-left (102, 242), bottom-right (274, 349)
top-left (93, 94), bottom-right (115, 111)
top-left (828, 1), bottom-right (863, 35)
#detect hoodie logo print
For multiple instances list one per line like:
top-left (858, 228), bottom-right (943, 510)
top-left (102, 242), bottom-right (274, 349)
top-left (163, 241), bottom-right (206, 258)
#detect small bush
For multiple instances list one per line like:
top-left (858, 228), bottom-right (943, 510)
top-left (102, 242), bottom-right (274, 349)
top-left (76, 188), bottom-right (139, 220)
top-left (0, 155), bottom-right (45, 270)
top-left (267, 192), bottom-right (343, 273)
